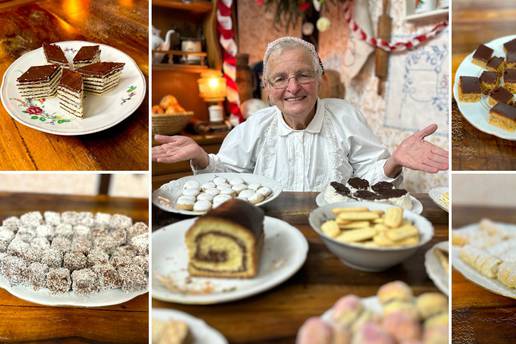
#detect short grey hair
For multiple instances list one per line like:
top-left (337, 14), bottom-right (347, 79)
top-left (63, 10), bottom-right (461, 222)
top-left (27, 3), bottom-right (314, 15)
top-left (263, 36), bottom-right (324, 81)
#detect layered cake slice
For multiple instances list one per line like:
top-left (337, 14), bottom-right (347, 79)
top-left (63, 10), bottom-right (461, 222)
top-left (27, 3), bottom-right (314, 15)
top-left (506, 50), bottom-right (516, 69)
top-left (77, 62), bottom-right (125, 94)
top-left (479, 71), bottom-right (499, 94)
top-left (185, 198), bottom-right (264, 278)
top-left (458, 76), bottom-right (481, 102)
top-left (504, 69), bottom-right (516, 93)
top-left (16, 64), bottom-right (62, 99)
top-left (57, 69), bottom-right (83, 118)
top-left (472, 44), bottom-right (493, 68)
top-left (486, 56), bottom-right (505, 74)
top-left (503, 38), bottom-right (516, 54)
top-left (42, 43), bottom-right (68, 67)
top-left (489, 102), bottom-right (516, 132)
top-left (72, 45), bottom-right (100, 69)
top-left (487, 86), bottom-right (513, 107)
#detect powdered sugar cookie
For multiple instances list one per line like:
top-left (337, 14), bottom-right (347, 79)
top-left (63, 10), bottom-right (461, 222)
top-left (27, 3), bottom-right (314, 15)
top-left (193, 200), bottom-right (211, 212)
top-left (176, 196), bottom-right (194, 210)
top-left (183, 180), bottom-right (200, 190)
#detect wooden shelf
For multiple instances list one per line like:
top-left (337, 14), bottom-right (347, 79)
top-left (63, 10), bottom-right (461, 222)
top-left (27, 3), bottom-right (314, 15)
top-left (153, 64), bottom-right (208, 73)
top-left (153, 0), bottom-right (212, 13)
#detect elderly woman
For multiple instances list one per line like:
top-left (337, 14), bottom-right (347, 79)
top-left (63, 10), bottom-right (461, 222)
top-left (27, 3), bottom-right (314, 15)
top-left (153, 37), bottom-right (448, 191)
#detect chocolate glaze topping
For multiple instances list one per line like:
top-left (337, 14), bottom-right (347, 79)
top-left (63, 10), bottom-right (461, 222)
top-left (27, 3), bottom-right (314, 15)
top-left (504, 69), bottom-right (516, 83)
top-left (201, 199), bottom-right (264, 239)
top-left (480, 71), bottom-right (498, 84)
top-left (348, 177), bottom-right (369, 190)
top-left (489, 87), bottom-right (512, 104)
top-left (43, 43), bottom-right (68, 64)
top-left (507, 50), bottom-right (516, 64)
top-left (460, 76), bottom-right (481, 94)
top-left (490, 103), bottom-right (516, 120)
top-left (330, 181), bottom-right (351, 196)
top-left (504, 38), bottom-right (516, 52)
top-left (77, 62), bottom-right (125, 77)
top-left (376, 188), bottom-right (408, 198)
top-left (73, 45), bottom-right (99, 62)
top-left (371, 181), bottom-right (394, 193)
top-left (487, 56), bottom-right (504, 69)
top-left (17, 64), bottom-right (60, 83)
top-left (59, 69), bottom-right (82, 93)
top-left (353, 190), bottom-right (378, 200)
top-left (473, 44), bottom-right (493, 62)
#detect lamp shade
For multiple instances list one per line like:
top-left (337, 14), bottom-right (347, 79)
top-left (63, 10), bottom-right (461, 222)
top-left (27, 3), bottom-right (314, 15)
top-left (197, 70), bottom-right (227, 102)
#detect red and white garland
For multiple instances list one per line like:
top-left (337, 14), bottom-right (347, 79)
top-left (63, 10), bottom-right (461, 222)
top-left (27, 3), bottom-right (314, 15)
top-left (343, 0), bottom-right (448, 52)
top-left (216, 0), bottom-right (243, 123)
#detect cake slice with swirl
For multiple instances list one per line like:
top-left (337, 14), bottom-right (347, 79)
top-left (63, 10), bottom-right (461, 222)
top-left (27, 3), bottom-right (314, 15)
top-left (185, 198), bottom-right (264, 278)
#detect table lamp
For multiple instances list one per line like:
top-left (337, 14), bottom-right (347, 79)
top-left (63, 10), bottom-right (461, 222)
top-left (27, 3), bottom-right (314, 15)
top-left (197, 69), bottom-right (227, 123)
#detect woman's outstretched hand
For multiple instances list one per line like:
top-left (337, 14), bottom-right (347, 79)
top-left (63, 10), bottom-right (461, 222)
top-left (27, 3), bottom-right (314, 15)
top-left (152, 135), bottom-right (209, 169)
top-left (385, 124), bottom-right (449, 176)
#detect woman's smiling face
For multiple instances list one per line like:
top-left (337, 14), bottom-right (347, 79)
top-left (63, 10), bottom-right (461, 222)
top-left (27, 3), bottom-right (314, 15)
top-left (265, 47), bottom-right (319, 123)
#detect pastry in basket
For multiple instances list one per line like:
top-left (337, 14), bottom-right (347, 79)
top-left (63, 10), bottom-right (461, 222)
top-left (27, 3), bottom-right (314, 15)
top-left (185, 199), bottom-right (264, 278)
top-left (324, 178), bottom-right (412, 210)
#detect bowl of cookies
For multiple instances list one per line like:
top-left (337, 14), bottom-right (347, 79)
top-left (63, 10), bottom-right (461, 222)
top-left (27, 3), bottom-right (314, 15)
top-left (308, 202), bottom-right (433, 271)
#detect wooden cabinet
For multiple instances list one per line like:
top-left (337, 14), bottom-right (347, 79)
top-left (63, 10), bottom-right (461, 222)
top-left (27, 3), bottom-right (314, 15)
top-left (152, 0), bottom-right (221, 122)
top-left (152, 0), bottom-right (225, 188)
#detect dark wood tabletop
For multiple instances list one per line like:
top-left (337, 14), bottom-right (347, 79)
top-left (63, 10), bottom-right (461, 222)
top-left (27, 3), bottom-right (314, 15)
top-left (452, 0), bottom-right (516, 171)
top-left (0, 193), bottom-right (149, 343)
top-left (0, 0), bottom-right (148, 171)
top-left (152, 192), bottom-right (449, 343)
top-left (452, 205), bottom-right (516, 344)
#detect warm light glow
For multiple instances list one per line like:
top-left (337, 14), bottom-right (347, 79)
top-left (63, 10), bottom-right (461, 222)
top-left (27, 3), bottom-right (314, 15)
top-left (63, 0), bottom-right (90, 24)
top-left (198, 70), bottom-right (227, 102)
top-left (118, 0), bottom-right (134, 8)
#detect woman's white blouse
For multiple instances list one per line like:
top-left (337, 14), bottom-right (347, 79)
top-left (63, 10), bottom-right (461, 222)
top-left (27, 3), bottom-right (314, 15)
top-left (192, 98), bottom-right (400, 192)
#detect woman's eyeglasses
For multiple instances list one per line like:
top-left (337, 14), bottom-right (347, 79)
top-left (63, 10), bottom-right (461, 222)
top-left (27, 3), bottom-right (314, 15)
top-left (268, 71), bottom-right (316, 89)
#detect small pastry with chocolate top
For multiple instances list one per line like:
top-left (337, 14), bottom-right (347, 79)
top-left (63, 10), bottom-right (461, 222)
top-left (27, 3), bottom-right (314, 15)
top-left (486, 56), bottom-right (505, 74)
top-left (472, 44), bottom-right (493, 68)
top-left (503, 69), bottom-right (516, 93)
top-left (458, 76), bottom-right (481, 102)
top-left (479, 71), bottom-right (499, 94)
top-left (487, 86), bottom-right (513, 107)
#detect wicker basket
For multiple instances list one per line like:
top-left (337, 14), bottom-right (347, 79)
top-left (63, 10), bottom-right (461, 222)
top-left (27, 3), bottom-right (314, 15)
top-left (152, 111), bottom-right (194, 135)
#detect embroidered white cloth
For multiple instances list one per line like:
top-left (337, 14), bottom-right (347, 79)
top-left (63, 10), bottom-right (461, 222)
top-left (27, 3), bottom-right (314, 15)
top-left (192, 98), bottom-right (401, 192)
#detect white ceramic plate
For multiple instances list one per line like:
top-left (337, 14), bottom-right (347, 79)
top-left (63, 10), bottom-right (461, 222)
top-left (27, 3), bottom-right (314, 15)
top-left (315, 192), bottom-right (423, 215)
top-left (152, 216), bottom-right (308, 304)
top-left (453, 34), bottom-right (516, 140)
top-left (153, 173), bottom-right (283, 215)
top-left (153, 309), bottom-right (227, 344)
top-left (0, 40), bottom-right (146, 135)
top-left (425, 241), bottom-right (449, 295)
top-left (0, 274), bottom-right (147, 307)
top-left (428, 187), bottom-right (449, 212)
top-left (452, 223), bottom-right (516, 299)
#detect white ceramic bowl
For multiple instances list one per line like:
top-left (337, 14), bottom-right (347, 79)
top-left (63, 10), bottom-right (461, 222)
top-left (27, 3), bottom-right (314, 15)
top-left (308, 201), bottom-right (434, 272)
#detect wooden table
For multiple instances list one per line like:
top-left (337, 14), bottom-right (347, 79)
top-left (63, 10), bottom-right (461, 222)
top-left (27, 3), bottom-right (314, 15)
top-left (452, 0), bottom-right (516, 170)
top-left (0, 193), bottom-right (149, 343)
top-left (153, 192), bottom-right (448, 343)
top-left (452, 205), bottom-right (516, 344)
top-left (0, 0), bottom-right (148, 170)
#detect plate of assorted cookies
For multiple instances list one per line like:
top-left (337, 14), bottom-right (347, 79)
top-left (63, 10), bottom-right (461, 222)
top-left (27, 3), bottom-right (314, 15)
top-left (153, 173), bottom-right (282, 215)
top-left (454, 34), bottom-right (516, 140)
top-left (0, 40), bottom-right (146, 135)
top-left (296, 281), bottom-right (449, 344)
